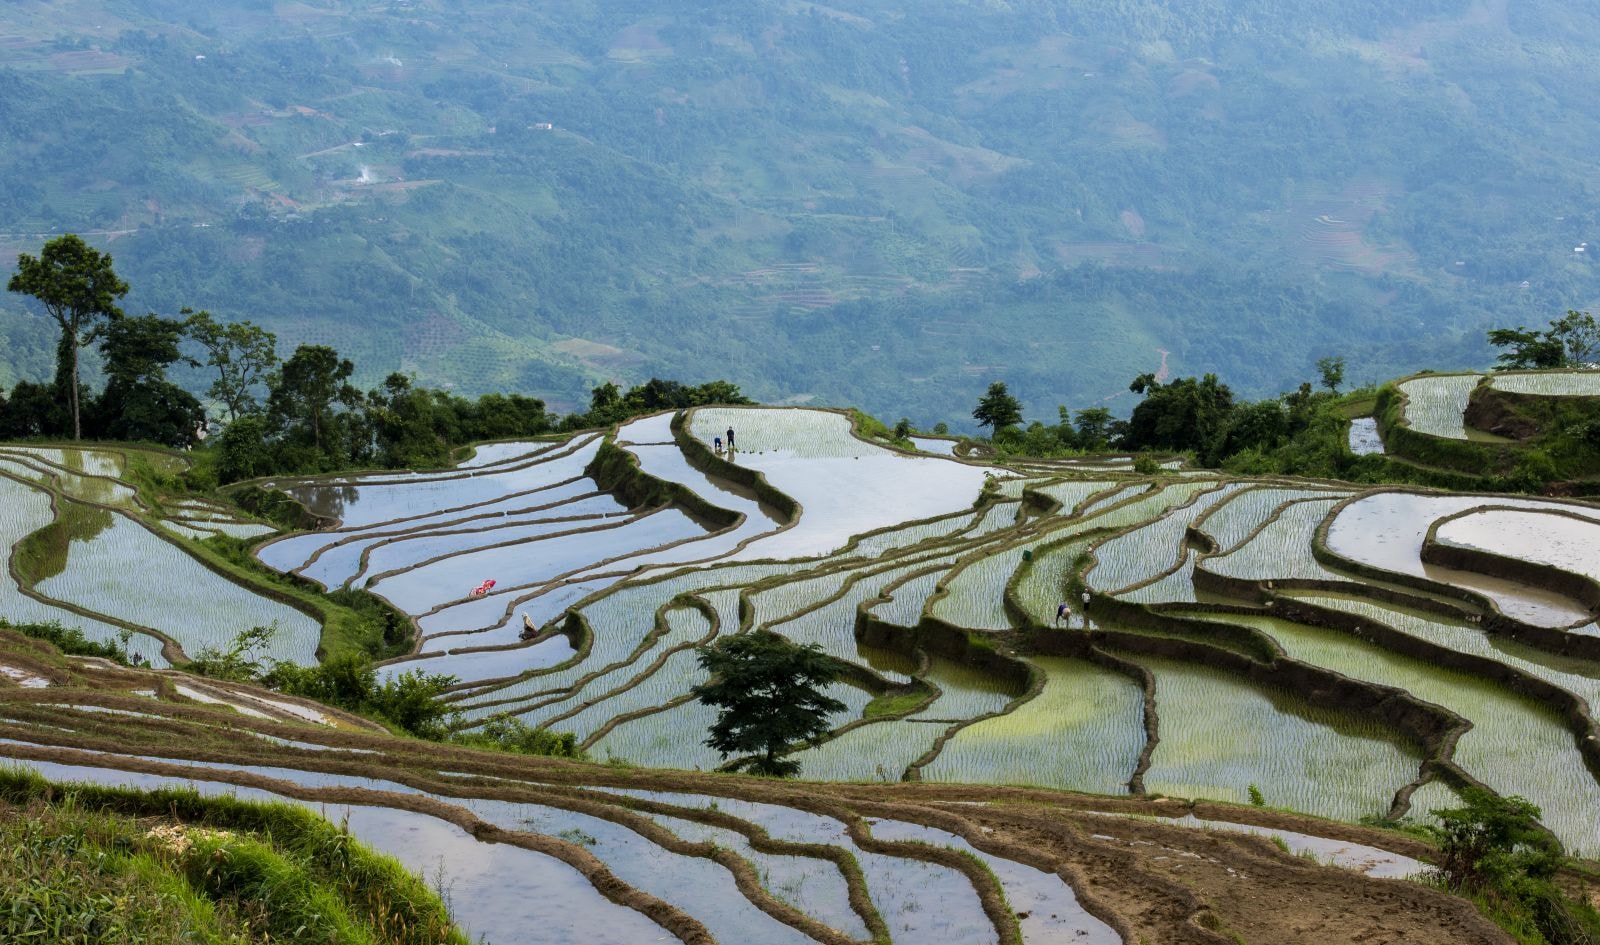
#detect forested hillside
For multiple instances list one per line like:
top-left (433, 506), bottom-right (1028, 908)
top-left (1, 0), bottom-right (1597, 425)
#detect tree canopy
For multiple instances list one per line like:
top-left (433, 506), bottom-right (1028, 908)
top-left (7, 235), bottom-right (128, 439)
top-left (972, 382), bottom-right (1023, 432)
top-left (690, 630), bottom-right (846, 778)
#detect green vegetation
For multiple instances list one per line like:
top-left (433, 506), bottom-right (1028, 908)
top-left (6, 2), bottom-right (1599, 425)
top-left (1, 618), bottom-right (127, 663)
top-left (6, 234), bottom-right (128, 440)
top-left (1488, 312), bottom-right (1600, 371)
top-left (1426, 788), bottom-right (1600, 945)
top-left (691, 629), bottom-right (847, 777)
top-left (0, 768), bottom-right (468, 945)
top-left (192, 535), bottom-right (411, 661)
top-left (449, 717), bottom-right (586, 759)
top-left (972, 382), bottom-right (1023, 433)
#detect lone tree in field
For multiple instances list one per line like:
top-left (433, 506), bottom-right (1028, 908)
top-left (972, 381), bottom-right (1023, 432)
top-left (691, 630), bottom-right (845, 777)
top-left (1315, 355), bottom-right (1345, 394)
top-left (8, 234), bottom-right (128, 439)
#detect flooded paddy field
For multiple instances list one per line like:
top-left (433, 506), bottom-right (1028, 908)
top-left (4, 406), bottom-right (1600, 942)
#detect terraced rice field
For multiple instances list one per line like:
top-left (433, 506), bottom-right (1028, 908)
top-left (223, 411), bottom-right (1600, 849)
top-left (0, 445), bottom-right (301, 665)
top-left (1394, 373), bottom-right (1494, 440)
top-left (6, 406), bottom-right (1600, 939)
top-left (1485, 370), bottom-right (1600, 396)
top-left (2, 641), bottom-right (1490, 945)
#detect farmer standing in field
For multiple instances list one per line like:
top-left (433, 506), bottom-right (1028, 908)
top-left (726, 426), bottom-right (736, 451)
top-left (1081, 590), bottom-right (1093, 629)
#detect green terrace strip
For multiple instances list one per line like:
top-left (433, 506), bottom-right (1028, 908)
top-left (0, 768), bottom-right (469, 945)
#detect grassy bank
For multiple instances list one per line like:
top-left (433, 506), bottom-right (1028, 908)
top-left (0, 768), bottom-right (469, 945)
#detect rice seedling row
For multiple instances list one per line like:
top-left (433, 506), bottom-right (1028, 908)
top-left (0, 477), bottom-right (172, 665)
top-left (1132, 652), bottom-right (1421, 823)
top-left (1485, 370), bottom-right (1600, 397)
top-left (1395, 373), bottom-right (1486, 440)
top-left (690, 407), bottom-right (863, 459)
top-left (1086, 483), bottom-right (1245, 594)
top-left (345, 496), bottom-right (629, 587)
top-left (1202, 497), bottom-right (1346, 582)
top-left (1028, 479), bottom-right (1125, 514)
top-left (1193, 485), bottom-right (1344, 554)
top-left (1012, 536), bottom-right (1097, 624)
top-left (492, 605), bottom-right (714, 730)
top-left (369, 510), bottom-right (705, 616)
top-left (922, 656), bottom-right (1144, 794)
top-left (317, 483), bottom-right (618, 580)
top-left (869, 569), bottom-right (948, 628)
top-left (0, 454), bottom-right (140, 508)
top-left (1188, 606), bottom-right (1600, 853)
top-left (35, 508), bottom-right (320, 664)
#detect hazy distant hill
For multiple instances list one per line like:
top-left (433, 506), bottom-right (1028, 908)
top-left (1, 0), bottom-right (1596, 425)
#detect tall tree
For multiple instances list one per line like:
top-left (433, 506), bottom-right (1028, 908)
top-left (95, 314), bottom-right (205, 446)
top-left (1487, 326), bottom-right (1565, 370)
top-left (1073, 407), bottom-right (1114, 449)
top-left (7, 235), bottom-right (128, 439)
top-left (690, 630), bottom-right (846, 777)
top-left (972, 381), bottom-right (1023, 432)
top-left (1549, 310), bottom-right (1600, 367)
top-left (184, 309), bottom-right (279, 421)
top-left (1123, 373), bottom-right (1236, 454)
top-left (267, 344), bottom-right (362, 460)
top-left (1315, 355), bottom-right (1345, 394)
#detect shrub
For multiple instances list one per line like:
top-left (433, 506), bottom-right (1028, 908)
top-left (451, 719), bottom-right (584, 759)
top-left (1, 619), bottom-right (125, 663)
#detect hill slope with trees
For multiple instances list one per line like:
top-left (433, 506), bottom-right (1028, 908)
top-left (0, 0), bottom-right (1597, 425)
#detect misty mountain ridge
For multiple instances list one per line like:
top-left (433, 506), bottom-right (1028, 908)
top-left (0, 0), bottom-right (1596, 427)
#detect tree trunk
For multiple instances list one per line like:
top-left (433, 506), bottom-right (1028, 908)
top-left (70, 335), bottom-right (80, 440)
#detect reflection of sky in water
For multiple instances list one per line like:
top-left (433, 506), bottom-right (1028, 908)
top-left (1328, 492), bottom-right (1597, 626)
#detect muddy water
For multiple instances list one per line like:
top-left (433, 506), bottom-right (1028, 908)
top-left (1326, 493), bottom-right (1597, 626)
top-left (462, 797), bottom-right (818, 945)
top-left (870, 818), bottom-right (1120, 944)
top-left (1436, 509), bottom-right (1600, 584)
top-left (5, 757), bottom-right (669, 945)
top-left (594, 788), bottom-right (1002, 945)
top-left (649, 811), bottom-right (870, 939)
top-left (1160, 814), bottom-right (1424, 879)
